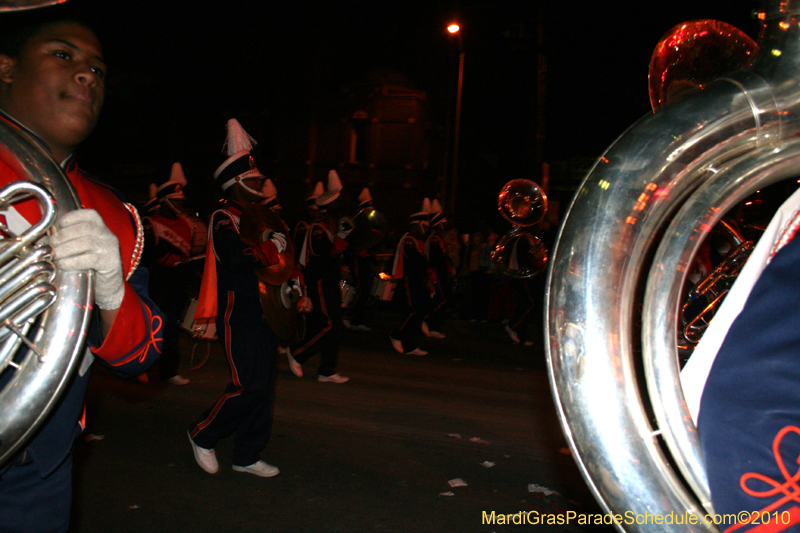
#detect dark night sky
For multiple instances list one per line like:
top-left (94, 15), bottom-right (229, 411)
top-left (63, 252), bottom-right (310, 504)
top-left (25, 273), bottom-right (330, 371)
top-left (46, 0), bottom-right (761, 225)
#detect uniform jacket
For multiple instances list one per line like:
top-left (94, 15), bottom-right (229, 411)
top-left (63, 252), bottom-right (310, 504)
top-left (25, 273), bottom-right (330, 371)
top-left (0, 110), bottom-right (164, 477)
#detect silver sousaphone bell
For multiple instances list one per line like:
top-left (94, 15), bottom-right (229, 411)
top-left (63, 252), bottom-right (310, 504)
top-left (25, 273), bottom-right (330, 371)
top-left (0, 0), bottom-right (94, 467)
top-left (491, 179), bottom-right (549, 278)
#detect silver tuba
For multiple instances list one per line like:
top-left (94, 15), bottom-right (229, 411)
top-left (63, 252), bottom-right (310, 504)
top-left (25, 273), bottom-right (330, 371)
top-left (491, 179), bottom-right (549, 278)
top-left (0, 0), bottom-right (93, 467)
top-left (545, 2), bottom-right (800, 531)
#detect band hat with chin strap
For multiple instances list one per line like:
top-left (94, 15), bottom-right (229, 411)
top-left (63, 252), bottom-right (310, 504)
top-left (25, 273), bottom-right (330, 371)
top-left (358, 187), bottom-right (373, 209)
top-left (409, 197), bottom-right (432, 225)
top-left (306, 181), bottom-right (324, 208)
top-left (156, 162), bottom-right (187, 202)
top-left (261, 178), bottom-right (280, 209)
top-left (213, 118), bottom-right (265, 191)
top-left (142, 183), bottom-right (159, 214)
top-left (430, 198), bottom-right (447, 226)
top-left (315, 169), bottom-right (343, 207)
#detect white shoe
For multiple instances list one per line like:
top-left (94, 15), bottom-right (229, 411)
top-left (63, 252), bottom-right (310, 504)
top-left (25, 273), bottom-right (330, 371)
top-left (505, 324), bottom-right (521, 344)
top-left (406, 348), bottom-right (428, 356)
top-left (318, 373), bottom-right (350, 384)
top-left (523, 340), bottom-right (534, 347)
top-left (188, 432), bottom-right (218, 474)
top-left (389, 336), bottom-right (404, 354)
top-left (426, 330), bottom-right (446, 339)
top-left (168, 375), bottom-right (190, 385)
top-left (232, 460), bottom-right (280, 478)
top-left (286, 349), bottom-right (303, 378)
top-left (351, 324), bottom-right (371, 332)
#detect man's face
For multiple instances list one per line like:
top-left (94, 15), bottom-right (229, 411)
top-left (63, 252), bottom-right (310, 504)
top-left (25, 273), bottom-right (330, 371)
top-left (0, 22), bottom-right (105, 161)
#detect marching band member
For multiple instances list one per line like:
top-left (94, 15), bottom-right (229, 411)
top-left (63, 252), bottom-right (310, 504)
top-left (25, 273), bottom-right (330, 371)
top-left (285, 170), bottom-right (351, 383)
top-left (389, 199), bottom-right (433, 356)
top-left (421, 198), bottom-right (453, 339)
top-left (142, 162), bottom-right (194, 385)
top-left (188, 119), bottom-right (284, 478)
top-left (682, 186), bottom-right (800, 532)
top-left (0, 10), bottom-right (163, 531)
top-left (342, 187), bottom-right (377, 332)
top-left (293, 180), bottom-right (323, 255)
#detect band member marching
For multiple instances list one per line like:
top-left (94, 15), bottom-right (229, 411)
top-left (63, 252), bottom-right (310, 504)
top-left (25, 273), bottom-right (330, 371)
top-left (0, 10), bottom-right (164, 530)
top-left (422, 198), bottom-right (453, 339)
top-left (389, 198), bottom-right (434, 356)
top-left (285, 170), bottom-right (351, 384)
top-left (292, 181), bottom-right (323, 257)
top-left (342, 187), bottom-right (379, 332)
top-left (142, 162), bottom-right (194, 384)
top-left (188, 118), bottom-right (286, 478)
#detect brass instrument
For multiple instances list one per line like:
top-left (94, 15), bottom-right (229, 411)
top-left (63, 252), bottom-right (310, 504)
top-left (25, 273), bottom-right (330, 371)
top-left (0, 111), bottom-right (92, 467)
top-left (491, 179), bottom-right (548, 278)
top-left (342, 207), bottom-right (388, 251)
top-left (238, 202), bottom-right (298, 342)
top-left (545, 2), bottom-right (794, 530)
top-left (679, 219), bottom-right (753, 362)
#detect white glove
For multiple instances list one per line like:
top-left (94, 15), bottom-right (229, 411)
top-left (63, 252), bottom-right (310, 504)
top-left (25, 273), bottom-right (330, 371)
top-left (287, 278), bottom-right (303, 300)
top-left (51, 209), bottom-right (125, 310)
top-left (268, 231), bottom-right (287, 254)
top-left (337, 218), bottom-right (353, 239)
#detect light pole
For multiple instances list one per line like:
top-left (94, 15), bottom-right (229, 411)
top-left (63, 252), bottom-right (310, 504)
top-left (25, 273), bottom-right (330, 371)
top-left (447, 23), bottom-right (464, 217)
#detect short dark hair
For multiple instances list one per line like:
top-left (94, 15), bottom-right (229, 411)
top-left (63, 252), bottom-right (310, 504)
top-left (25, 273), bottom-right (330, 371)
top-left (0, 4), bottom-right (98, 58)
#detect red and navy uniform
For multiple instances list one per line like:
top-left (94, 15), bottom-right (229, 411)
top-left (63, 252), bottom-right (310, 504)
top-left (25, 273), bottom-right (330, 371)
top-left (290, 220), bottom-right (348, 377)
top-left (423, 231), bottom-right (455, 332)
top-left (699, 231), bottom-right (800, 533)
top-left (390, 232), bottom-right (432, 353)
top-left (142, 212), bottom-right (193, 380)
top-left (342, 247), bottom-right (373, 327)
top-left (0, 111), bottom-right (164, 532)
top-left (189, 199), bottom-right (281, 468)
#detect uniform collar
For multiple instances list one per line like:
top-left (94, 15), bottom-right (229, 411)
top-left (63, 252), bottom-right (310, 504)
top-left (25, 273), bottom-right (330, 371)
top-left (222, 198), bottom-right (247, 217)
top-left (0, 109), bottom-right (75, 169)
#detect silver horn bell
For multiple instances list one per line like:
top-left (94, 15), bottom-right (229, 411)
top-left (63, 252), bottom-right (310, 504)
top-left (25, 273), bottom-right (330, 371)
top-left (0, 120), bottom-right (93, 467)
top-left (492, 179), bottom-right (549, 278)
top-left (546, 1), bottom-right (800, 531)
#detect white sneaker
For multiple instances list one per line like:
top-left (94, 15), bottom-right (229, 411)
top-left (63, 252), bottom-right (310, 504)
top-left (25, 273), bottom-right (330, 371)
top-left (505, 324), bottom-right (521, 344)
top-left (232, 460), bottom-right (280, 478)
top-left (168, 375), bottom-right (190, 385)
top-left (389, 336), bottom-right (404, 354)
top-left (406, 348), bottom-right (428, 356)
top-left (318, 373), bottom-right (350, 384)
top-left (426, 330), bottom-right (446, 339)
top-left (351, 324), bottom-right (371, 332)
top-left (286, 348), bottom-right (303, 378)
top-left (188, 432), bottom-right (218, 474)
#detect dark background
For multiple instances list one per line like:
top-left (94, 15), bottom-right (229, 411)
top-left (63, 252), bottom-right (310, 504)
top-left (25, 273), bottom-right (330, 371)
top-left (45, 0), bottom-right (761, 227)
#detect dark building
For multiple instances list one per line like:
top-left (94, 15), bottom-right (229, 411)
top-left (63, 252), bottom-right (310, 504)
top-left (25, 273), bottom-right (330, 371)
top-left (273, 69), bottom-right (445, 233)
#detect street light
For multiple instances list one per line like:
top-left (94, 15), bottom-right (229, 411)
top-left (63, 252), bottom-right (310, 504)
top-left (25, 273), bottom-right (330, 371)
top-left (447, 22), bottom-right (464, 217)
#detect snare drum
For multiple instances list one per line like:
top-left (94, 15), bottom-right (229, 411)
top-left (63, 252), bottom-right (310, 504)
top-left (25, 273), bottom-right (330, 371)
top-left (340, 280), bottom-right (357, 308)
top-left (370, 276), bottom-right (397, 302)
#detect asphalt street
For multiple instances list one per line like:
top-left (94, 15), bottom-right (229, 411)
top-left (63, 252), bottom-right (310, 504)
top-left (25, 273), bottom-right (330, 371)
top-left (69, 307), bottom-right (615, 533)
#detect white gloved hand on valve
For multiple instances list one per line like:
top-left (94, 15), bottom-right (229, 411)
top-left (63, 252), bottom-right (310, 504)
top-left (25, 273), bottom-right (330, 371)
top-left (337, 218), bottom-right (353, 239)
top-left (50, 209), bottom-right (125, 310)
top-left (267, 231), bottom-right (288, 254)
